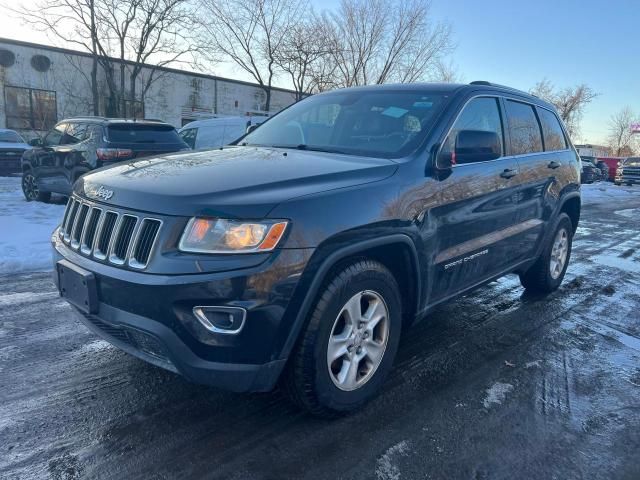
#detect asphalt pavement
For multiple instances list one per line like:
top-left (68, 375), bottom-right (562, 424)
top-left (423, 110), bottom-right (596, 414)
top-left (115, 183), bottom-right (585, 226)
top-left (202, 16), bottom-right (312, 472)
top-left (1, 187), bottom-right (639, 480)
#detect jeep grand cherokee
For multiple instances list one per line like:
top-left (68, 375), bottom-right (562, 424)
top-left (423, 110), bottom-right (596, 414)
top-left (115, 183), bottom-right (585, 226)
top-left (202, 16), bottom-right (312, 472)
top-left (51, 82), bottom-right (581, 416)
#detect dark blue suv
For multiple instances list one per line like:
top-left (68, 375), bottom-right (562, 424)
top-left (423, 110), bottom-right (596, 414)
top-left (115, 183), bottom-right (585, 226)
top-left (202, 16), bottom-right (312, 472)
top-left (51, 82), bottom-right (581, 416)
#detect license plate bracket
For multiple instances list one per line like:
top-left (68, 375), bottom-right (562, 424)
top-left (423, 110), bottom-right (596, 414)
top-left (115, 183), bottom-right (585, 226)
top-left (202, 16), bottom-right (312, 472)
top-left (57, 260), bottom-right (98, 314)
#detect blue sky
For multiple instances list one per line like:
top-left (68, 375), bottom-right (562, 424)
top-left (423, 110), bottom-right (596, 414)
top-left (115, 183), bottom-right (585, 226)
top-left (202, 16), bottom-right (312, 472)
top-left (426, 0), bottom-right (640, 144)
top-left (4, 0), bottom-right (639, 143)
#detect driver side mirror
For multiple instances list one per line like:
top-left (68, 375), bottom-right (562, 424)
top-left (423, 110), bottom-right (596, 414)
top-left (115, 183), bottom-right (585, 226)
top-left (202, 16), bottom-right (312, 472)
top-left (28, 138), bottom-right (43, 147)
top-left (437, 130), bottom-right (501, 169)
top-left (246, 124), bottom-right (259, 134)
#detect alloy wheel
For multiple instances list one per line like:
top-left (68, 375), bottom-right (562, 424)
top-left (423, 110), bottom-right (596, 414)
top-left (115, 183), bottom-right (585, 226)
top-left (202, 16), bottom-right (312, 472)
top-left (22, 173), bottom-right (39, 201)
top-left (550, 228), bottom-right (569, 279)
top-left (327, 290), bottom-right (390, 391)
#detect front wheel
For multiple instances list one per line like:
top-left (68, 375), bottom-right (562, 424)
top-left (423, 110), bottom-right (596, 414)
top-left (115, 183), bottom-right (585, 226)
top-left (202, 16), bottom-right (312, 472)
top-left (520, 213), bottom-right (573, 293)
top-left (282, 260), bottom-right (402, 417)
top-left (22, 171), bottom-right (50, 202)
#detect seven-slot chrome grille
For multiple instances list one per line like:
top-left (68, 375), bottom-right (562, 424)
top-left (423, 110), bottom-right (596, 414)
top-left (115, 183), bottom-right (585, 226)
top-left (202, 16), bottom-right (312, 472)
top-left (59, 196), bottom-right (162, 269)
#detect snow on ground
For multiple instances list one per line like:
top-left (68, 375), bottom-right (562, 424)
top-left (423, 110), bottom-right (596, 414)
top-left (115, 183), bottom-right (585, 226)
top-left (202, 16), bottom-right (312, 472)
top-left (0, 177), bottom-right (66, 274)
top-left (581, 182), bottom-right (637, 205)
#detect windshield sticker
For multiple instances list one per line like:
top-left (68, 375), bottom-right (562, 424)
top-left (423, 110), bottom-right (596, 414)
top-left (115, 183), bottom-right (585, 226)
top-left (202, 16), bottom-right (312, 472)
top-left (413, 101), bottom-right (434, 108)
top-left (381, 106), bottom-right (409, 118)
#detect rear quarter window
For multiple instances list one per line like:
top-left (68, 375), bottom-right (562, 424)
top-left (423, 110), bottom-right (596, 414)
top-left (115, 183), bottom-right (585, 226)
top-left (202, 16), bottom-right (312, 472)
top-left (107, 124), bottom-right (183, 144)
top-left (536, 107), bottom-right (568, 151)
top-left (505, 100), bottom-right (543, 155)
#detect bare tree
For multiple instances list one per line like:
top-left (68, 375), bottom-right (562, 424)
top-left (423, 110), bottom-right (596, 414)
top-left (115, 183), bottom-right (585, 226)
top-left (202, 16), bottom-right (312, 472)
top-left (11, 0), bottom-right (103, 114)
top-left (95, 0), bottom-right (199, 116)
top-left (530, 79), bottom-right (598, 140)
top-left (320, 0), bottom-right (453, 88)
top-left (607, 107), bottom-right (638, 156)
top-left (273, 17), bottom-right (332, 100)
top-left (198, 0), bottom-right (304, 112)
top-left (10, 0), bottom-right (198, 117)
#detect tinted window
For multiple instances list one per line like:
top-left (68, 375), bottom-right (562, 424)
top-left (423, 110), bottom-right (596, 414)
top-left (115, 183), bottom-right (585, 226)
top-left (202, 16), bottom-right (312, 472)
top-left (44, 123), bottom-right (67, 146)
top-left (87, 125), bottom-right (104, 142)
top-left (180, 128), bottom-right (197, 149)
top-left (242, 91), bottom-right (448, 159)
top-left (442, 97), bottom-right (504, 164)
top-left (537, 107), bottom-right (567, 151)
top-left (505, 100), bottom-right (543, 155)
top-left (107, 124), bottom-right (183, 144)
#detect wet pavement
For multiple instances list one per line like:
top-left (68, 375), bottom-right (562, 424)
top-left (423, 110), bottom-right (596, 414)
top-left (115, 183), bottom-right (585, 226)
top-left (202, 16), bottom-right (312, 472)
top-left (1, 188), bottom-right (640, 479)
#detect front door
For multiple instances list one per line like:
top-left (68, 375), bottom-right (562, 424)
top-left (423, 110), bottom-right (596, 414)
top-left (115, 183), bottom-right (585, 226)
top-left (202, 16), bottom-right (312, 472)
top-left (427, 96), bottom-right (522, 302)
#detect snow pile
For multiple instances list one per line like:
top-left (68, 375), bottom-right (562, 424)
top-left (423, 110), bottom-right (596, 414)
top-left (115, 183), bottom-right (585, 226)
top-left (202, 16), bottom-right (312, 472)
top-left (581, 183), bottom-right (637, 206)
top-left (483, 382), bottom-right (514, 409)
top-left (0, 177), bottom-right (66, 274)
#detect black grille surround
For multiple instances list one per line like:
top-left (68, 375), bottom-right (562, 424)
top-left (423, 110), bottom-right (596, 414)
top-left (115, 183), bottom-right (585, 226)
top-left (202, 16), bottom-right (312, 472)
top-left (59, 196), bottom-right (163, 270)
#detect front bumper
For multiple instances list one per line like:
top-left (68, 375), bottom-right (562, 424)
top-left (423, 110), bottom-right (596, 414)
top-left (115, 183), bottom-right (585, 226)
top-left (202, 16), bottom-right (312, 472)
top-left (52, 229), bottom-right (314, 392)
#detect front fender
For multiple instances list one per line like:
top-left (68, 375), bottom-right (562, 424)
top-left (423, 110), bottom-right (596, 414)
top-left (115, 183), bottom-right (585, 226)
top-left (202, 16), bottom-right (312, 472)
top-left (275, 234), bottom-right (421, 363)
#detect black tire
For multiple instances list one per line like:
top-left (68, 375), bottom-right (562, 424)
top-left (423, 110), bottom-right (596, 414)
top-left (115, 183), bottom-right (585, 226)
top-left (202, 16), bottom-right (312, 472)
top-left (282, 259), bottom-right (402, 417)
top-left (21, 171), bottom-right (51, 202)
top-left (520, 213), bottom-right (573, 293)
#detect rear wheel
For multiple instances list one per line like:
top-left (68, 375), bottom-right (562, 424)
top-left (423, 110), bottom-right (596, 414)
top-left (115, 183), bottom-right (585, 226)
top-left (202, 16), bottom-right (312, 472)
top-left (520, 213), bottom-right (573, 293)
top-left (21, 171), bottom-right (50, 202)
top-left (282, 260), bottom-right (402, 417)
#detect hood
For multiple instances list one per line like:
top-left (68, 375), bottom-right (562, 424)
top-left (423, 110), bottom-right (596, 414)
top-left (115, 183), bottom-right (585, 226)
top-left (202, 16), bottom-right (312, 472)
top-left (0, 142), bottom-right (31, 150)
top-left (76, 146), bottom-right (397, 217)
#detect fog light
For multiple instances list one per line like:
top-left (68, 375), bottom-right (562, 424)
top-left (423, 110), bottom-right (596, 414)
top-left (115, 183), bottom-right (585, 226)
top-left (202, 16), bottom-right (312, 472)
top-left (193, 306), bottom-right (246, 334)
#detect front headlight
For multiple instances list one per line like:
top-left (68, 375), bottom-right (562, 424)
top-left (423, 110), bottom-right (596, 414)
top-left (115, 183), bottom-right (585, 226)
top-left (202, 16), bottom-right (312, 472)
top-left (178, 218), bottom-right (288, 253)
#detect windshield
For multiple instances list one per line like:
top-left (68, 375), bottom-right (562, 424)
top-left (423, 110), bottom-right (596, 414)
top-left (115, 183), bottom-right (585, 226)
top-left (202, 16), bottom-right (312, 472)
top-left (107, 124), bottom-right (184, 144)
top-left (241, 90), bottom-right (449, 159)
top-left (0, 131), bottom-right (25, 143)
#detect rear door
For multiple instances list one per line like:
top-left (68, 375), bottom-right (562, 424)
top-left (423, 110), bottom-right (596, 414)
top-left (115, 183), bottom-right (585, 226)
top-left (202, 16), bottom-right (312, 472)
top-left (504, 100), bottom-right (572, 262)
top-left (59, 122), bottom-right (93, 190)
top-left (429, 96), bottom-right (522, 300)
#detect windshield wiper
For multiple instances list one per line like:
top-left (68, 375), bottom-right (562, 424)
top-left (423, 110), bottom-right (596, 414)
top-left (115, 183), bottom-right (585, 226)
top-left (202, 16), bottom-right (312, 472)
top-left (273, 144), bottom-right (349, 155)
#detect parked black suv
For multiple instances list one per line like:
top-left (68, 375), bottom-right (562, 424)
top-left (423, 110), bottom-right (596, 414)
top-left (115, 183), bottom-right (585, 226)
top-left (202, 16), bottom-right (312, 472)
top-left (21, 117), bottom-right (188, 202)
top-left (580, 156), bottom-right (602, 184)
top-left (51, 82), bottom-right (581, 416)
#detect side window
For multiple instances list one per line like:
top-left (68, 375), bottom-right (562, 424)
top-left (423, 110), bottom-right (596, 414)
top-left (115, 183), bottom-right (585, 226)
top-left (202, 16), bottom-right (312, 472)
top-left (64, 123), bottom-right (89, 144)
top-left (180, 128), bottom-right (197, 149)
top-left (537, 107), bottom-right (567, 151)
top-left (86, 125), bottom-right (104, 142)
top-left (442, 97), bottom-right (504, 164)
top-left (505, 100), bottom-right (543, 155)
top-left (43, 123), bottom-right (67, 146)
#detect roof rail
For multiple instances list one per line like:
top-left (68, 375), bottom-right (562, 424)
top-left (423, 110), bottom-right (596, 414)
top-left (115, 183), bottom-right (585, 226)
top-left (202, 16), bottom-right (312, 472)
top-left (64, 115), bottom-right (109, 121)
top-left (469, 81), bottom-right (537, 97)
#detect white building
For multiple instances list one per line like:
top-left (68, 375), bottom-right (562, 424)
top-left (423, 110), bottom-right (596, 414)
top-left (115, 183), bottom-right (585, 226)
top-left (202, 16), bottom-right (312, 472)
top-left (574, 144), bottom-right (611, 158)
top-left (0, 38), bottom-right (299, 137)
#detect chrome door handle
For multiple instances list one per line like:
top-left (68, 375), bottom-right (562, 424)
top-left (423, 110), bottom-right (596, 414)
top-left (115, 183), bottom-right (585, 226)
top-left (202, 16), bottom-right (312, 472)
top-left (548, 161), bottom-right (561, 169)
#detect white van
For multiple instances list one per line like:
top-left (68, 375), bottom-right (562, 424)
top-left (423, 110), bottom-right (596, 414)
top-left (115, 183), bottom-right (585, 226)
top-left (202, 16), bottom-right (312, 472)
top-left (178, 116), bottom-right (267, 149)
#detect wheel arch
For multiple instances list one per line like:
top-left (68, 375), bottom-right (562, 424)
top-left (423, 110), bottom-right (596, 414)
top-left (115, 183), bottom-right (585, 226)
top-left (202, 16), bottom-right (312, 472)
top-left (559, 192), bottom-right (581, 234)
top-left (279, 234), bottom-right (422, 362)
